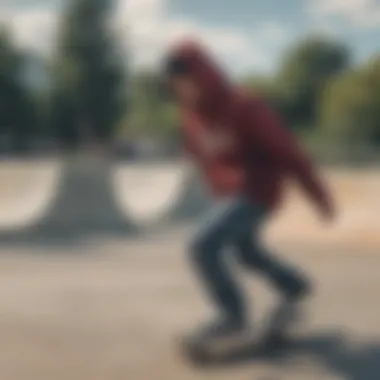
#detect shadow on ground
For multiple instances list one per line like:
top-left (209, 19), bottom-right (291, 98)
top-left (0, 226), bottom-right (145, 250)
top-left (192, 331), bottom-right (380, 380)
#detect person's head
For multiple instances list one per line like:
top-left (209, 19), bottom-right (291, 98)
top-left (163, 56), bottom-right (202, 107)
top-left (163, 40), bottom-right (230, 109)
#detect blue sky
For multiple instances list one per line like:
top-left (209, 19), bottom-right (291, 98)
top-left (0, 0), bottom-right (379, 75)
top-left (168, 0), bottom-right (380, 73)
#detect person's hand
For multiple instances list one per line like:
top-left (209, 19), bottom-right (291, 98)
top-left (319, 198), bottom-right (336, 223)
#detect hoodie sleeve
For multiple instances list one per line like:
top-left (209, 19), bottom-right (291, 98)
top-left (242, 97), bottom-right (332, 210)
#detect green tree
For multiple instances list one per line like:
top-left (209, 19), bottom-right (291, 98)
top-left (277, 36), bottom-right (350, 130)
top-left (241, 75), bottom-right (291, 123)
top-left (0, 27), bottom-right (38, 152)
top-left (242, 75), bottom-right (278, 104)
top-left (50, 0), bottom-right (127, 148)
top-left (320, 55), bottom-right (380, 147)
top-left (128, 71), bottom-right (178, 138)
top-left (242, 75), bottom-right (274, 96)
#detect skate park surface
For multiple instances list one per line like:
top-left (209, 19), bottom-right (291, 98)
top-left (0, 159), bottom-right (379, 380)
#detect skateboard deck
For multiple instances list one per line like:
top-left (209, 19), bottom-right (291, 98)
top-left (180, 301), bottom-right (303, 365)
top-left (180, 328), bottom-right (290, 365)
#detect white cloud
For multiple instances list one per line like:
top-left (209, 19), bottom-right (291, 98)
top-left (0, 0), bottom-right (288, 74)
top-left (256, 21), bottom-right (291, 45)
top-left (309, 0), bottom-right (380, 28)
top-left (113, 0), bottom-right (265, 72)
top-left (0, 7), bottom-right (59, 54)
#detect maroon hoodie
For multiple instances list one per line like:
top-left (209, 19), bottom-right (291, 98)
top-left (168, 40), bottom-right (331, 212)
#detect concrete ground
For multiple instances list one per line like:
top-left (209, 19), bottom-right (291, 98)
top-left (0, 163), bottom-right (378, 379)
top-left (0, 235), bottom-right (378, 380)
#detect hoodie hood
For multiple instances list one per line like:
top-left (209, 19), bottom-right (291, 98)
top-left (165, 40), bottom-right (232, 113)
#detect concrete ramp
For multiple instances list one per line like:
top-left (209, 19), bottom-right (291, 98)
top-left (114, 162), bottom-right (209, 227)
top-left (0, 158), bottom-right (208, 241)
top-left (37, 157), bottom-right (132, 234)
top-left (0, 161), bottom-right (61, 231)
top-left (0, 157), bottom-right (132, 240)
top-left (114, 162), bottom-right (187, 226)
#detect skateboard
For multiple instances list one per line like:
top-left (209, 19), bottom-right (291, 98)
top-left (180, 325), bottom-right (291, 365)
top-left (180, 301), bottom-right (302, 365)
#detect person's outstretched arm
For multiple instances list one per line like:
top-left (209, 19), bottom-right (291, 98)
top-left (242, 97), bottom-right (335, 220)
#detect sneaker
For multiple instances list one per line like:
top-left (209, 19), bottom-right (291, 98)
top-left (264, 276), bottom-right (311, 342)
top-left (192, 317), bottom-right (248, 344)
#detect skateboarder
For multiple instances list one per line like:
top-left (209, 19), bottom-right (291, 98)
top-left (163, 40), bottom-right (335, 341)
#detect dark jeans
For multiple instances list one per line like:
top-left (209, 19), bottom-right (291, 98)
top-left (189, 196), bottom-right (306, 323)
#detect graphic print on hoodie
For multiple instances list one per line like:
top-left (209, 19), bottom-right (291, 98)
top-left (167, 40), bottom-right (331, 212)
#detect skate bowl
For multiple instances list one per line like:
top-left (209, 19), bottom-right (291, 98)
top-left (0, 158), bottom-right (378, 249)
